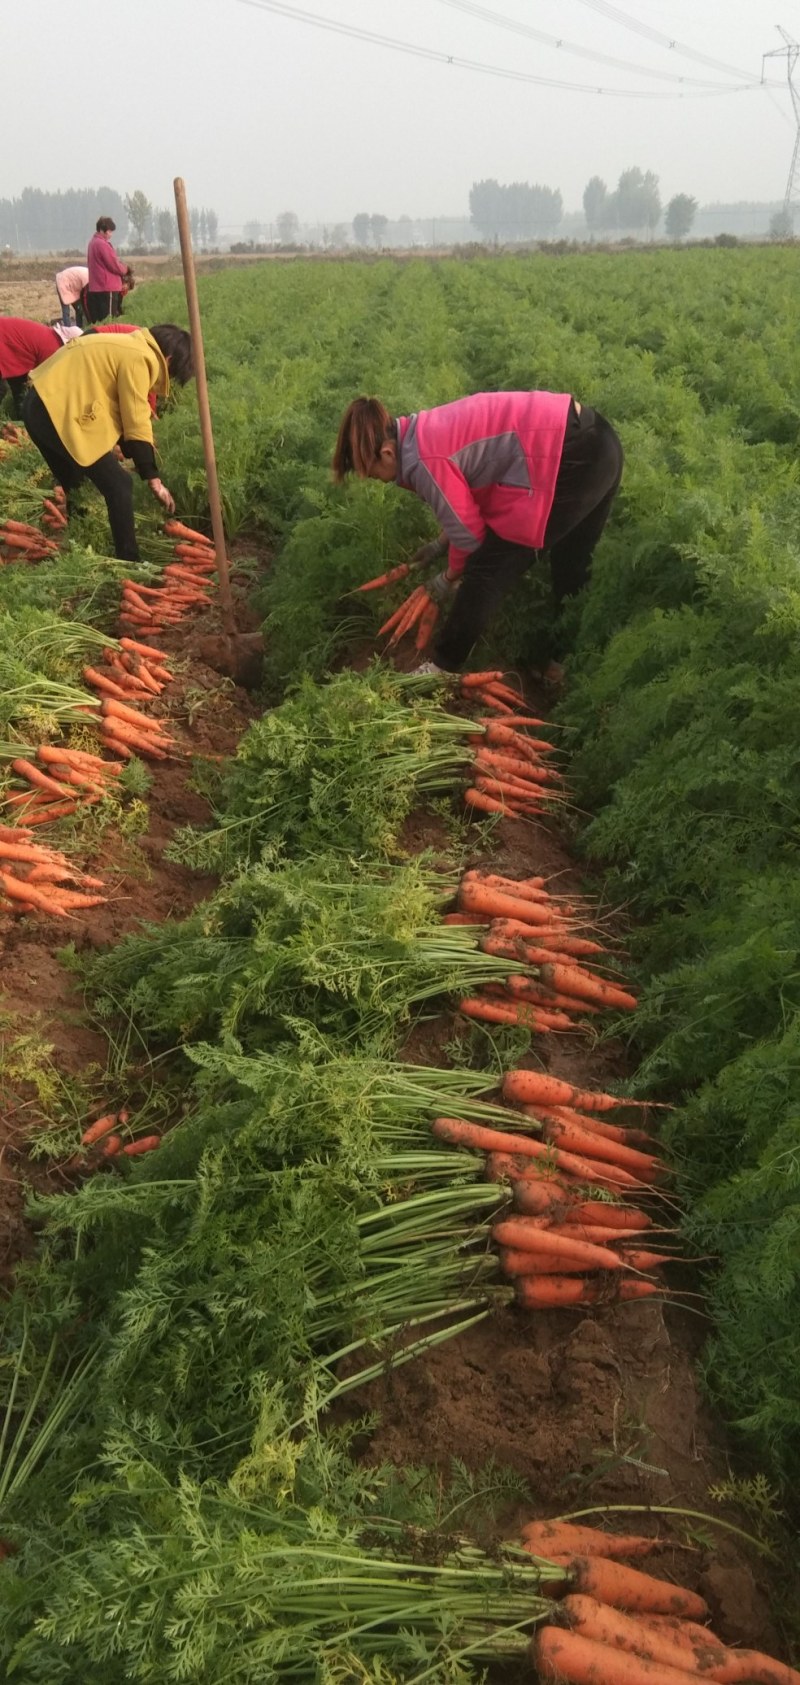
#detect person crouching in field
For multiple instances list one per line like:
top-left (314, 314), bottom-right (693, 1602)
top-left (0, 319), bottom-right (82, 418)
top-left (22, 325), bottom-right (193, 562)
top-left (332, 391), bottom-right (623, 675)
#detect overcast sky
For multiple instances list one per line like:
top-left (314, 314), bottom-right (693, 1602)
top-left (5, 0), bottom-right (799, 228)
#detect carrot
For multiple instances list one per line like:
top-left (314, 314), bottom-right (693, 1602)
top-left (474, 748), bottom-right (553, 785)
top-left (0, 841), bottom-right (64, 865)
top-left (548, 1222), bottom-right (650, 1246)
top-left (475, 716), bottom-right (549, 731)
top-left (172, 542), bottom-right (216, 561)
top-left (475, 773), bottom-right (547, 805)
top-left (532, 1625), bottom-right (708, 1685)
top-left (22, 800), bottom-right (84, 826)
top-left (121, 1135), bottom-right (161, 1157)
top-left (414, 596), bottom-right (439, 651)
top-left (515, 1276), bottom-right (660, 1308)
top-left (462, 869), bottom-right (554, 898)
top-left (709, 1652), bottom-right (800, 1685)
top-left (504, 979), bottom-right (599, 1014)
top-left (100, 698), bottom-right (164, 735)
top-left (493, 1217), bottom-right (627, 1271)
top-left (521, 1522), bottom-right (660, 1560)
top-left (164, 519), bottom-right (210, 543)
top-left (11, 759), bottom-right (71, 799)
top-left (543, 1119), bottom-right (664, 1181)
top-left (478, 679), bottom-right (525, 706)
top-left (100, 722), bottom-right (168, 758)
top-left (0, 872), bottom-right (70, 916)
top-left (43, 888), bottom-right (107, 910)
top-left (460, 884), bottom-right (571, 927)
top-left (573, 1200), bottom-right (653, 1230)
top-left (120, 638), bottom-right (168, 661)
top-left (81, 1114), bottom-right (119, 1146)
top-left (483, 722), bottom-right (556, 757)
top-left (100, 732), bottom-right (132, 760)
top-left (356, 562), bottom-right (411, 591)
top-left (441, 912), bottom-right (488, 926)
top-left (101, 1134), bottom-right (122, 1158)
top-left (377, 601), bottom-right (409, 637)
top-left (459, 996), bottom-right (572, 1032)
top-left (2, 519), bottom-right (45, 538)
top-left (472, 690), bottom-right (518, 715)
top-left (502, 1069), bottom-right (655, 1113)
top-left (434, 1117), bottom-right (637, 1188)
top-left (500, 1247), bottom-right (605, 1277)
top-left (464, 786), bottom-right (520, 818)
top-left (559, 1596), bottom-right (727, 1674)
top-left (83, 666), bottom-right (131, 701)
top-left (540, 961), bottom-right (638, 1013)
top-left (37, 746), bottom-right (119, 776)
top-left (460, 670), bottom-right (505, 687)
top-left (531, 1105), bottom-right (657, 1149)
top-left (621, 1250), bottom-right (674, 1273)
top-left (147, 664), bottom-right (173, 683)
top-left (564, 1557), bottom-right (709, 1620)
top-left (486, 1153), bottom-right (572, 1194)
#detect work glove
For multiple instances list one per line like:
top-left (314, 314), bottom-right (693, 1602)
top-left (409, 534), bottom-right (449, 570)
top-left (426, 568), bottom-right (458, 605)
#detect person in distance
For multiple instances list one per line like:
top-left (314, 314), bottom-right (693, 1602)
top-left (332, 390), bottom-right (623, 676)
top-left (22, 325), bottom-right (193, 562)
top-left (85, 215), bottom-right (133, 322)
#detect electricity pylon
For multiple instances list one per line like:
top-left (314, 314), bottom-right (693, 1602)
top-left (762, 26), bottom-right (800, 229)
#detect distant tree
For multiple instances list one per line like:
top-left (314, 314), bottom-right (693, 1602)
top-left (198, 210), bottom-right (208, 249)
top-left (276, 210), bottom-right (299, 245)
top-left (205, 208), bottom-right (219, 246)
top-left (352, 211), bottom-right (371, 246)
top-left (189, 206), bottom-right (201, 244)
top-left (583, 175), bottom-right (608, 235)
top-left (330, 222), bottom-right (350, 248)
top-left (665, 193), bottom-right (698, 241)
top-left (369, 213), bottom-right (389, 247)
top-left (156, 209), bottom-right (176, 250)
top-left (243, 220), bottom-right (264, 244)
top-left (614, 167), bottom-right (661, 236)
top-left (124, 190), bottom-right (152, 246)
top-left (469, 179), bottom-right (503, 240)
top-left (0, 186), bottom-right (128, 253)
top-left (769, 207), bottom-right (794, 239)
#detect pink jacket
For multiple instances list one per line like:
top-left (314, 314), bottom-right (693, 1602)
top-left (396, 390), bottom-right (571, 573)
top-left (87, 231), bottom-right (128, 293)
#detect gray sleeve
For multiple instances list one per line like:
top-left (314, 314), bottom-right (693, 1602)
top-left (405, 459), bottom-right (482, 554)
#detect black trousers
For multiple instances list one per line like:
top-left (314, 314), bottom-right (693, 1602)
top-left (0, 374), bottom-right (28, 419)
top-left (434, 405), bottom-right (623, 672)
top-left (85, 289), bottom-right (123, 323)
top-left (22, 388), bottom-right (140, 562)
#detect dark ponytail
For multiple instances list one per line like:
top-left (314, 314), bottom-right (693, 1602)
top-left (332, 396), bottom-right (394, 481)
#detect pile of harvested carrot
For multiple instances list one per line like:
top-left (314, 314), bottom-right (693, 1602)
top-left (434, 1067), bottom-right (674, 1308)
top-left (445, 867), bottom-right (635, 1032)
top-left (526, 1517), bottom-right (799, 1685)
top-left (0, 518), bottom-right (60, 564)
top-left (5, 747), bottom-right (122, 829)
top-left (119, 521), bottom-right (216, 637)
top-left (453, 671), bottom-right (567, 819)
top-left (0, 826), bottom-right (108, 917)
top-left (41, 486), bottom-right (67, 532)
top-left (76, 1109), bottom-right (161, 1163)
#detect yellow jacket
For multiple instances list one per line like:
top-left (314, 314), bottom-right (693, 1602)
top-left (29, 330), bottom-right (170, 467)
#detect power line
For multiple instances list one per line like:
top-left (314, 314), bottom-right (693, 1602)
top-left (570, 0), bottom-right (762, 85)
top-left (237, 0), bottom-right (761, 99)
top-left (433, 0), bottom-right (740, 87)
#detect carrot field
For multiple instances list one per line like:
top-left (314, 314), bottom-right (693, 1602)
top-left (0, 247), bottom-right (798, 1680)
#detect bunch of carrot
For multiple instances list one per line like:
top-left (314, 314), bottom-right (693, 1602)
top-left (0, 826), bottom-right (107, 917)
top-left (77, 1109), bottom-right (161, 1163)
top-left (433, 1066), bottom-right (673, 1308)
top-left (0, 423), bottom-right (23, 446)
top-left (526, 1517), bottom-right (800, 1685)
top-left (101, 639), bottom-right (173, 697)
top-left (41, 486), bottom-right (67, 533)
top-left (5, 747), bottom-right (124, 830)
top-left (450, 677), bottom-right (566, 819)
top-left (0, 518), bottom-right (60, 564)
top-left (445, 868), bottom-right (635, 1031)
top-left (378, 582), bottom-right (440, 653)
top-left (119, 521), bottom-right (216, 637)
top-left (79, 682), bottom-right (178, 762)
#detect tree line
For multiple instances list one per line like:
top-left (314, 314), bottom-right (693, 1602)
top-left (464, 169), bottom-right (698, 243)
top-left (0, 186), bottom-right (219, 255)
